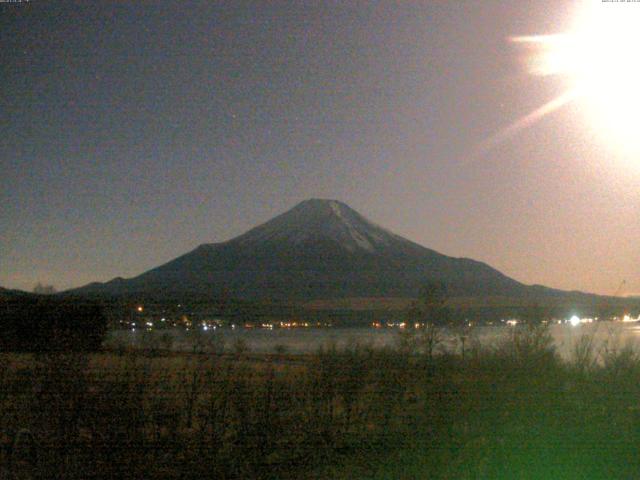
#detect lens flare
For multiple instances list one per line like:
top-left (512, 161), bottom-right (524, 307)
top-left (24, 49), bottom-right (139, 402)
top-left (475, 1), bottom-right (640, 159)
top-left (513, 1), bottom-right (640, 152)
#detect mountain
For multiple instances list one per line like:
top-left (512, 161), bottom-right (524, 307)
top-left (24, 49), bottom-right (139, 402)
top-left (69, 199), bottom-right (616, 306)
top-left (0, 287), bottom-right (37, 301)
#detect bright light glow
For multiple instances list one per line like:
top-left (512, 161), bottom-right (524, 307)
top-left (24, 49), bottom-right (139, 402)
top-left (476, 90), bottom-right (577, 157)
top-left (514, 1), bottom-right (640, 151)
top-left (136, 306), bottom-right (143, 312)
top-left (569, 315), bottom-right (581, 327)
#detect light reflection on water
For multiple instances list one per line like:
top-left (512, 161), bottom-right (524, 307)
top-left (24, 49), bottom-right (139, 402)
top-left (109, 321), bottom-right (640, 358)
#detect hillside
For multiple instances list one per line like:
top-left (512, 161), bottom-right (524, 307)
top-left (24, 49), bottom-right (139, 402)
top-left (69, 199), bottom-right (633, 312)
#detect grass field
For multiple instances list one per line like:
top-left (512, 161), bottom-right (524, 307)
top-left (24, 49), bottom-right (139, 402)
top-left (2, 326), bottom-right (640, 479)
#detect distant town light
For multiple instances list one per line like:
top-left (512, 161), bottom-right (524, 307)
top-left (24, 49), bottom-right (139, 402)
top-left (569, 315), bottom-right (581, 327)
top-left (136, 306), bottom-right (143, 312)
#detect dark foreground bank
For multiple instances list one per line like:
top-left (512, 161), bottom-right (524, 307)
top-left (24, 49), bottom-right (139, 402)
top-left (0, 326), bottom-right (639, 479)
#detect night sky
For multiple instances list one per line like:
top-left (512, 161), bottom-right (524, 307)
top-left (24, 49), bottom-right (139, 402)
top-left (3, 1), bottom-right (639, 295)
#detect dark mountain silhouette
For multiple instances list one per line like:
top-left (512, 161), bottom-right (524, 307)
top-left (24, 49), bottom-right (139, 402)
top-left (0, 287), bottom-right (36, 301)
top-left (67, 199), bottom-right (622, 309)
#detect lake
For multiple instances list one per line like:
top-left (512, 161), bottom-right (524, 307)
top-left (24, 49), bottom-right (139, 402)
top-left (108, 321), bottom-right (640, 359)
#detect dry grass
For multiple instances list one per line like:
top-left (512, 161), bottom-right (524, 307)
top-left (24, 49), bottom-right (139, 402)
top-left (2, 327), bottom-right (640, 479)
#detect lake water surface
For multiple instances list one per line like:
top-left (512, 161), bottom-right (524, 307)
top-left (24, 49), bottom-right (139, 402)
top-left (109, 321), bottom-right (640, 359)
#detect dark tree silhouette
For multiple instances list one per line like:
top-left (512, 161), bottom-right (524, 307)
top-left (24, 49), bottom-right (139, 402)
top-left (33, 282), bottom-right (57, 295)
top-left (405, 282), bottom-right (452, 359)
top-left (0, 295), bottom-right (107, 352)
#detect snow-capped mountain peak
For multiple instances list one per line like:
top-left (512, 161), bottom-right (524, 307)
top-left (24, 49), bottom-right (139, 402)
top-left (70, 198), bottom-right (542, 301)
top-left (230, 199), bottom-right (398, 253)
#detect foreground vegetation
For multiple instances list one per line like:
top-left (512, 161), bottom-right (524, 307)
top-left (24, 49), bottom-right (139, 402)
top-left (1, 326), bottom-right (640, 479)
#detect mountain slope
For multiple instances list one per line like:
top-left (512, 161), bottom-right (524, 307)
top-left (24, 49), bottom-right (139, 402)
top-left (70, 199), bottom-right (593, 303)
top-left (0, 287), bottom-right (37, 301)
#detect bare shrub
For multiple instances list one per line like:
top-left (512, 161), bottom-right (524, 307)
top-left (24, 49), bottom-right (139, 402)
top-left (572, 333), bottom-right (599, 375)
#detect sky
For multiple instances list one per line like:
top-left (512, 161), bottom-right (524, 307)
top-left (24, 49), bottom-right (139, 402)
top-left (2, 0), bottom-right (640, 295)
